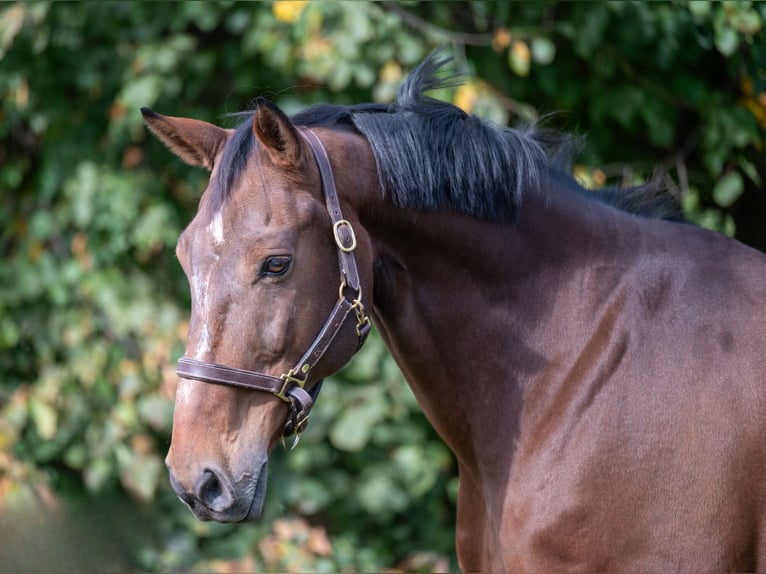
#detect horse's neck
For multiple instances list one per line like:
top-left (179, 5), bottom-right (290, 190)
top-left (359, 181), bottom-right (642, 469)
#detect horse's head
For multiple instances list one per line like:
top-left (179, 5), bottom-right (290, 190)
top-left (143, 101), bottom-right (373, 522)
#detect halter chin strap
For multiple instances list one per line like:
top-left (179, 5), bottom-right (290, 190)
top-left (176, 127), bottom-right (371, 447)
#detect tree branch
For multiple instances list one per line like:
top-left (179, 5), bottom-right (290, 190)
top-left (381, 2), bottom-right (495, 47)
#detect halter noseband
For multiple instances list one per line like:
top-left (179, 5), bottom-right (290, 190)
top-left (176, 128), bottom-right (371, 446)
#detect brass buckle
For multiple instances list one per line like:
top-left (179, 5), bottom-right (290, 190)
top-left (275, 366), bottom-right (308, 402)
top-left (332, 219), bottom-right (357, 253)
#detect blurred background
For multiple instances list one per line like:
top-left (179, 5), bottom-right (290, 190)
top-left (1, 1), bottom-right (764, 572)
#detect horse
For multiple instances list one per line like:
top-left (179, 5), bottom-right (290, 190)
top-left (142, 52), bottom-right (766, 571)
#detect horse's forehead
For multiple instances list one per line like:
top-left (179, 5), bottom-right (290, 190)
top-left (185, 183), bottom-right (324, 255)
top-left (230, 149), bottom-right (321, 215)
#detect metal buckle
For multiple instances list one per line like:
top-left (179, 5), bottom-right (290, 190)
top-left (281, 385), bottom-right (313, 450)
top-left (332, 219), bottom-right (357, 253)
top-left (282, 406), bottom-right (310, 450)
top-left (281, 429), bottom-right (305, 451)
top-left (338, 282), bottom-right (370, 339)
top-left (350, 298), bottom-right (371, 338)
top-left (287, 433), bottom-right (301, 450)
top-left (275, 366), bottom-right (308, 402)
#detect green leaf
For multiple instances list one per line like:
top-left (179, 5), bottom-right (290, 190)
top-left (329, 396), bottom-right (385, 452)
top-left (356, 473), bottom-right (408, 515)
top-left (688, 0), bottom-right (711, 17)
top-left (0, 315), bottom-right (20, 348)
top-left (730, 6), bottom-right (762, 35)
top-left (0, 3), bottom-right (25, 58)
top-left (116, 445), bottom-right (164, 502)
top-left (83, 458), bottom-right (114, 492)
top-left (63, 443), bottom-right (88, 470)
top-left (30, 398), bottom-right (57, 440)
top-left (738, 157), bottom-right (762, 186)
top-left (713, 8), bottom-right (740, 56)
top-left (136, 395), bottom-right (174, 431)
top-left (531, 37), bottom-right (556, 65)
top-left (574, 4), bottom-right (609, 57)
top-left (712, 171), bottom-right (744, 207)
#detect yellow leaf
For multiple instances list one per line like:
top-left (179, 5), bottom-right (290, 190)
top-left (492, 28), bottom-right (512, 52)
top-left (272, 0), bottom-right (308, 24)
top-left (509, 40), bottom-right (531, 77)
top-left (379, 60), bottom-right (402, 84)
top-left (454, 83), bottom-right (478, 113)
top-left (574, 165), bottom-right (607, 188)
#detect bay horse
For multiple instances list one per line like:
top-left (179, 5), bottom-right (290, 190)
top-left (143, 53), bottom-right (766, 571)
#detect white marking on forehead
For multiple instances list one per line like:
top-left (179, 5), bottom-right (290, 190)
top-left (190, 265), bottom-right (213, 361)
top-left (209, 210), bottom-right (224, 245)
top-left (185, 209), bottom-right (223, 361)
top-left (195, 324), bottom-right (211, 361)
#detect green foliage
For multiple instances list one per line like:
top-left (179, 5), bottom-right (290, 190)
top-left (1, 1), bottom-right (764, 572)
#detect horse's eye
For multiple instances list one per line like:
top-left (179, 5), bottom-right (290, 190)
top-left (262, 256), bottom-right (291, 276)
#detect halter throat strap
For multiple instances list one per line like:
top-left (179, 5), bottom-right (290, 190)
top-left (176, 127), bottom-right (371, 443)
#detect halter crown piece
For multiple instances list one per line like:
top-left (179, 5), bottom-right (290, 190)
top-left (176, 128), bottom-right (372, 448)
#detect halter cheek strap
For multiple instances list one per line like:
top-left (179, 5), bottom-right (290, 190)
top-left (176, 127), bottom-right (371, 447)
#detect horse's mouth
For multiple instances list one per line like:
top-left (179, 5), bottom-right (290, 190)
top-left (243, 459), bottom-right (269, 522)
top-left (172, 459), bottom-right (269, 523)
top-left (220, 458), bottom-right (269, 523)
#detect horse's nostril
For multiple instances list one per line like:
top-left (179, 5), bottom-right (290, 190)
top-left (197, 469), bottom-right (221, 502)
top-left (194, 468), bottom-right (233, 512)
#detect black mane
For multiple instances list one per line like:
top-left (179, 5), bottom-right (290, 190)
top-left (209, 51), bottom-right (680, 222)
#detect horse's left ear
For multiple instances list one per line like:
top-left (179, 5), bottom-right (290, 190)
top-left (141, 108), bottom-right (229, 171)
top-left (252, 97), bottom-right (304, 167)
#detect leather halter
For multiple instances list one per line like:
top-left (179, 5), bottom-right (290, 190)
top-left (176, 127), bottom-right (372, 445)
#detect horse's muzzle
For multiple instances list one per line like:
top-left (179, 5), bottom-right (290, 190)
top-left (166, 459), bottom-right (268, 522)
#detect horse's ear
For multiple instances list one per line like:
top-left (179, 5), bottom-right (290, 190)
top-left (252, 97), bottom-right (303, 167)
top-left (141, 108), bottom-right (229, 171)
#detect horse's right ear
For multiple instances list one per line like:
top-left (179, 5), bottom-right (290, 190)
top-left (141, 108), bottom-right (229, 171)
top-left (251, 97), bottom-right (304, 168)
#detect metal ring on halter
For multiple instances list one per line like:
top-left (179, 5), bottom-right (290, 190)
top-left (333, 219), bottom-right (357, 252)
